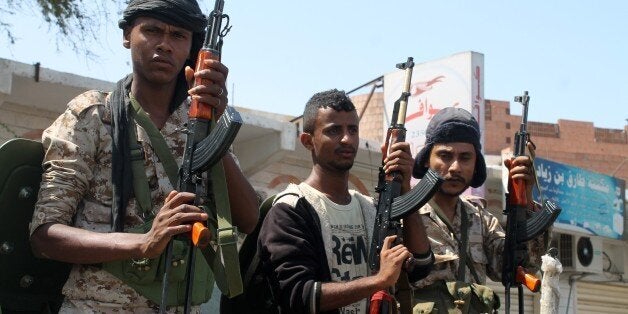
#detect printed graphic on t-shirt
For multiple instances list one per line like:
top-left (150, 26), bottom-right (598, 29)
top-left (330, 224), bottom-right (368, 280)
top-left (299, 184), bottom-right (370, 313)
top-left (330, 223), bottom-right (368, 314)
top-left (326, 199), bottom-right (368, 314)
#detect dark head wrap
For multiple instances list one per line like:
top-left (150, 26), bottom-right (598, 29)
top-left (118, 0), bottom-right (207, 66)
top-left (110, 0), bottom-right (207, 231)
top-left (412, 107), bottom-right (487, 188)
top-left (118, 0), bottom-right (207, 32)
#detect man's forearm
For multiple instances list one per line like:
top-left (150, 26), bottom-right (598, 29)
top-left (31, 223), bottom-right (144, 264)
top-left (319, 275), bottom-right (384, 311)
top-left (403, 212), bottom-right (430, 254)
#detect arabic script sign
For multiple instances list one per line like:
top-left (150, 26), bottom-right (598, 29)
top-left (534, 157), bottom-right (625, 239)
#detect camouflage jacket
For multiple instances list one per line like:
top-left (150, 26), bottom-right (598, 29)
top-left (414, 197), bottom-right (545, 289)
top-left (30, 90), bottom-right (204, 312)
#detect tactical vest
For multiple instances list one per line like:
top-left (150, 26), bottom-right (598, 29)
top-left (100, 93), bottom-right (214, 306)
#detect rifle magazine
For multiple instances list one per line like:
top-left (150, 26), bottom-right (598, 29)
top-left (390, 169), bottom-right (443, 219)
top-left (518, 200), bottom-right (561, 242)
top-left (191, 106), bottom-right (243, 172)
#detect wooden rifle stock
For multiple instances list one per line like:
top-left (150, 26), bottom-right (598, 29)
top-left (516, 266), bottom-right (541, 293)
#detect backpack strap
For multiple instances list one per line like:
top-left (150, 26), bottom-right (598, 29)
top-left (242, 192), bottom-right (300, 285)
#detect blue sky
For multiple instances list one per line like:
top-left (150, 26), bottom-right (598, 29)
top-left (2, 1), bottom-right (626, 129)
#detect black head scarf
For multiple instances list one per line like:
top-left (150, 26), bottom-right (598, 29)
top-left (110, 0), bottom-right (206, 231)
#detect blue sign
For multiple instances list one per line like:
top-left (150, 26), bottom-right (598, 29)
top-left (533, 157), bottom-right (625, 239)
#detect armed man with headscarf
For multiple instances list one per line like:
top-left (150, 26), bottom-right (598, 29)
top-left (28, 0), bottom-right (258, 312)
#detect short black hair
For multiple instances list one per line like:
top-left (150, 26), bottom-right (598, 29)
top-left (302, 89), bottom-right (356, 133)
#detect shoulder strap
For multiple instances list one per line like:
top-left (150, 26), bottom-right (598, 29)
top-left (126, 118), bottom-right (151, 216)
top-left (240, 195), bottom-right (274, 285)
top-left (432, 202), bottom-right (481, 283)
top-left (241, 192), bottom-right (300, 285)
top-left (124, 97), bottom-right (179, 217)
top-left (129, 97), bottom-right (179, 185)
top-left (458, 208), bottom-right (470, 282)
top-left (200, 160), bottom-right (242, 298)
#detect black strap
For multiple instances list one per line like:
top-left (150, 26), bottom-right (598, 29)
top-left (431, 201), bottom-right (481, 283)
top-left (458, 205), bottom-right (469, 281)
top-left (110, 75), bottom-right (133, 232)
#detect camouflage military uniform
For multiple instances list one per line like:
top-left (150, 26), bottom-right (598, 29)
top-left (413, 197), bottom-right (544, 289)
top-left (30, 90), bottom-right (204, 313)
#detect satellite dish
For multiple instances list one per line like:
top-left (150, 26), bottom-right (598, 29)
top-left (577, 236), bottom-right (594, 267)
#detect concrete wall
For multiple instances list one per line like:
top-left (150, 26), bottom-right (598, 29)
top-left (0, 58), bottom-right (115, 142)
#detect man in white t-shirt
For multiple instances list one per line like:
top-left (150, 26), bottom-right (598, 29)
top-left (258, 89), bottom-right (434, 314)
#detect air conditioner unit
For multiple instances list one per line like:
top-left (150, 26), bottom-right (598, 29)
top-left (552, 233), bottom-right (603, 274)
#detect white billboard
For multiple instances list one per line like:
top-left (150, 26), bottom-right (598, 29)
top-left (383, 51), bottom-right (485, 193)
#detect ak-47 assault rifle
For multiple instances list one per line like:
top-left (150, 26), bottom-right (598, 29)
top-left (368, 57), bottom-right (443, 314)
top-left (160, 1), bottom-right (243, 313)
top-left (502, 91), bottom-right (561, 314)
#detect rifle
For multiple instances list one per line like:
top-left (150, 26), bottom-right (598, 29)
top-left (368, 57), bottom-right (442, 313)
top-left (160, 1), bottom-right (242, 312)
top-left (502, 91), bottom-right (561, 313)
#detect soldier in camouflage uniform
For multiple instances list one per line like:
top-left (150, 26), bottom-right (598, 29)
top-left (28, 0), bottom-right (258, 312)
top-left (411, 108), bottom-right (544, 302)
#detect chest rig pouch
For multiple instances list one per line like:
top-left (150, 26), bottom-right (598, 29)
top-left (102, 219), bottom-right (215, 306)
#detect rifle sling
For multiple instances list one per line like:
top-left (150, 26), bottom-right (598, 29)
top-left (431, 200), bottom-right (481, 283)
top-left (129, 97), bottom-right (179, 184)
top-left (128, 97), bottom-right (242, 297)
top-left (200, 160), bottom-right (243, 298)
top-left (126, 97), bottom-right (179, 215)
top-left (397, 272), bottom-right (413, 313)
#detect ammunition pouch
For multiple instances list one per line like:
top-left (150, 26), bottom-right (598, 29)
top-left (413, 280), bottom-right (499, 314)
top-left (102, 220), bottom-right (213, 306)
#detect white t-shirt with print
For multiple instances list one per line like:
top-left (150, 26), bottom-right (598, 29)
top-left (301, 183), bottom-right (369, 314)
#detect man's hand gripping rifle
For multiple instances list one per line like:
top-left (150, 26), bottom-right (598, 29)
top-left (502, 91), bottom-right (561, 314)
top-left (368, 58), bottom-right (442, 313)
top-left (160, 1), bottom-right (243, 312)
